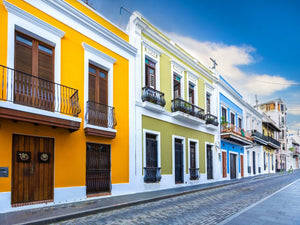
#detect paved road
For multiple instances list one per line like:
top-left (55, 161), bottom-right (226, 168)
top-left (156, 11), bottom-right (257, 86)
top-left (52, 171), bottom-right (300, 225)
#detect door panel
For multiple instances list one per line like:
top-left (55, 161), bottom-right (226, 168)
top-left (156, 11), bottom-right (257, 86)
top-left (207, 145), bottom-right (213, 179)
top-left (86, 143), bottom-right (111, 195)
top-left (230, 154), bottom-right (236, 179)
top-left (12, 134), bottom-right (54, 205)
top-left (175, 139), bottom-right (183, 184)
top-left (241, 155), bottom-right (244, 177)
top-left (222, 152), bottom-right (227, 178)
top-left (252, 152), bottom-right (256, 175)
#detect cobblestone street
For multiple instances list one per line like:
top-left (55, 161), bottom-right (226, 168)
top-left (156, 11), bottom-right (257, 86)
top-left (52, 171), bottom-right (300, 225)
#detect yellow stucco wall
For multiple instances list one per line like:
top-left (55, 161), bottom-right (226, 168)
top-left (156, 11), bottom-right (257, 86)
top-left (0, 0), bottom-right (130, 192)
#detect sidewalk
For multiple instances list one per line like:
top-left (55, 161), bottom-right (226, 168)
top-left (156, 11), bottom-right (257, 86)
top-left (219, 178), bottom-right (300, 225)
top-left (0, 172), bottom-right (283, 225)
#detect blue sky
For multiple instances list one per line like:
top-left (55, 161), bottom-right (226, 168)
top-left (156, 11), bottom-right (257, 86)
top-left (88, 0), bottom-right (300, 132)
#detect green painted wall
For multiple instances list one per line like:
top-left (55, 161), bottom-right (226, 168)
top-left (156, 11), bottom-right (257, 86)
top-left (142, 116), bottom-right (214, 174)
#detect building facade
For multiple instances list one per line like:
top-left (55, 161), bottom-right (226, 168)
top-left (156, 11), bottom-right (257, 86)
top-left (256, 99), bottom-right (288, 171)
top-left (0, 0), bottom-right (136, 212)
top-left (127, 12), bottom-right (220, 191)
top-left (218, 76), bottom-right (253, 180)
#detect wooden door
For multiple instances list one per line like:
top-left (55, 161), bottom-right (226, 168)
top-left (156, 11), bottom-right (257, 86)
top-left (222, 151), bottom-right (227, 178)
top-left (240, 155), bottom-right (244, 177)
top-left (207, 145), bottom-right (213, 179)
top-left (252, 152), bottom-right (256, 175)
top-left (12, 134), bottom-right (54, 205)
top-left (230, 154), bottom-right (236, 179)
top-left (175, 139), bottom-right (183, 184)
top-left (86, 143), bottom-right (111, 196)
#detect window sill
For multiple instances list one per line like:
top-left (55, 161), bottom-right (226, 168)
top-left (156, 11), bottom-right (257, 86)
top-left (142, 101), bottom-right (166, 113)
top-left (172, 111), bottom-right (206, 124)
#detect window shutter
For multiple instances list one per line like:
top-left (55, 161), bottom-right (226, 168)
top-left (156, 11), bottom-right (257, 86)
top-left (98, 72), bottom-right (108, 105)
top-left (38, 48), bottom-right (53, 81)
top-left (88, 74), bottom-right (96, 102)
top-left (15, 40), bottom-right (32, 74)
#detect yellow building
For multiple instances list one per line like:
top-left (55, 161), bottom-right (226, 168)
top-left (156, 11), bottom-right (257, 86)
top-left (0, 0), bottom-right (136, 212)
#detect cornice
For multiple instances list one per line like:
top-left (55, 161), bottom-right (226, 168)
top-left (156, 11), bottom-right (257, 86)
top-left (82, 42), bottom-right (116, 64)
top-left (137, 18), bottom-right (217, 83)
top-left (23, 0), bottom-right (137, 57)
top-left (3, 1), bottom-right (65, 38)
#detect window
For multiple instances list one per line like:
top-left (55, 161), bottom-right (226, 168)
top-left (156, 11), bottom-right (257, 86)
top-left (190, 142), bottom-right (196, 169)
top-left (88, 64), bottom-right (108, 105)
top-left (231, 112), bottom-right (235, 125)
top-left (189, 83), bottom-right (195, 104)
top-left (206, 93), bottom-right (211, 114)
top-left (173, 74), bottom-right (181, 99)
top-left (145, 58), bottom-right (156, 89)
top-left (238, 118), bottom-right (242, 129)
top-left (146, 133), bottom-right (158, 168)
top-left (15, 32), bottom-right (54, 81)
top-left (221, 107), bottom-right (227, 122)
top-left (14, 32), bottom-right (54, 111)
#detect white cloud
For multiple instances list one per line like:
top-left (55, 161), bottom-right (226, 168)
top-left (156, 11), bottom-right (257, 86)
top-left (165, 32), bottom-right (293, 101)
top-left (288, 106), bottom-right (300, 116)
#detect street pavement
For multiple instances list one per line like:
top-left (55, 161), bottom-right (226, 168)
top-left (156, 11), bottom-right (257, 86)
top-left (52, 171), bottom-right (300, 225)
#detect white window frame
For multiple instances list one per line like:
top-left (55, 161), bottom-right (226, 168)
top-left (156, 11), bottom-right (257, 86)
top-left (186, 71), bottom-right (198, 106)
top-left (142, 42), bottom-right (161, 90)
top-left (172, 135), bottom-right (186, 183)
top-left (230, 112), bottom-right (236, 125)
top-left (188, 139), bottom-right (199, 171)
top-left (238, 116), bottom-right (243, 129)
top-left (143, 129), bottom-right (161, 169)
top-left (221, 105), bottom-right (228, 122)
top-left (171, 60), bottom-right (185, 100)
top-left (83, 42), bottom-right (116, 130)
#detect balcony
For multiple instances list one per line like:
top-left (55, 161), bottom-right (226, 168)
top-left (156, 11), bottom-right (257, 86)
top-left (85, 101), bottom-right (117, 138)
top-left (251, 130), bottom-right (268, 145)
top-left (267, 136), bottom-right (280, 149)
top-left (144, 167), bottom-right (161, 183)
top-left (221, 123), bottom-right (253, 145)
top-left (171, 98), bottom-right (206, 124)
top-left (205, 114), bottom-right (219, 130)
top-left (189, 168), bottom-right (200, 180)
top-left (0, 65), bottom-right (81, 131)
top-left (141, 86), bottom-right (166, 113)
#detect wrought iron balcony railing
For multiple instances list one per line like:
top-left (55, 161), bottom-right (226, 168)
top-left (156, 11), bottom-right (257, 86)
top-left (221, 124), bottom-right (253, 141)
top-left (189, 168), bottom-right (200, 180)
top-left (144, 167), bottom-right (161, 183)
top-left (251, 130), bottom-right (269, 142)
top-left (86, 101), bottom-right (117, 129)
top-left (205, 114), bottom-right (219, 126)
top-left (142, 86), bottom-right (166, 107)
top-left (171, 98), bottom-right (205, 120)
top-left (267, 136), bottom-right (281, 148)
top-left (0, 65), bottom-right (80, 116)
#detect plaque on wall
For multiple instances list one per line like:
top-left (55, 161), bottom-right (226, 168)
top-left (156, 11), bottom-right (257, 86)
top-left (17, 151), bottom-right (31, 163)
top-left (38, 152), bottom-right (50, 163)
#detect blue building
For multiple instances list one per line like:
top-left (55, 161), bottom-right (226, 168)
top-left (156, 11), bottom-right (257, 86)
top-left (218, 76), bottom-right (253, 179)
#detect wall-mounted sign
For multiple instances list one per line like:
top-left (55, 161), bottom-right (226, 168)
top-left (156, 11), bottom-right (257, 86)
top-left (39, 152), bottom-right (50, 163)
top-left (0, 167), bottom-right (8, 177)
top-left (17, 151), bottom-right (31, 163)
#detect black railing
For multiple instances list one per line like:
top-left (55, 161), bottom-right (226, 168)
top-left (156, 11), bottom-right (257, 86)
top-left (0, 65), bottom-right (80, 116)
top-left (267, 136), bottom-right (281, 148)
top-left (171, 98), bottom-right (205, 120)
top-left (189, 168), bottom-right (200, 180)
top-left (205, 114), bottom-right (219, 126)
top-left (142, 86), bottom-right (166, 107)
top-left (86, 101), bottom-right (117, 129)
top-left (144, 167), bottom-right (161, 183)
top-left (251, 130), bottom-right (268, 143)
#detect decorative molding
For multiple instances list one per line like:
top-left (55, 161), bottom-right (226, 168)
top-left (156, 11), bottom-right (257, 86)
top-left (40, 0), bottom-right (136, 56)
top-left (142, 41), bottom-right (161, 59)
top-left (82, 42), bottom-right (116, 64)
top-left (171, 60), bottom-right (185, 75)
top-left (187, 71), bottom-right (198, 84)
top-left (205, 82), bottom-right (214, 93)
top-left (4, 1), bottom-right (65, 38)
top-left (84, 127), bottom-right (116, 139)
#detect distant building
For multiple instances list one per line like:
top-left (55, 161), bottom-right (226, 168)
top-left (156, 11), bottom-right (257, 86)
top-left (256, 99), bottom-right (288, 171)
